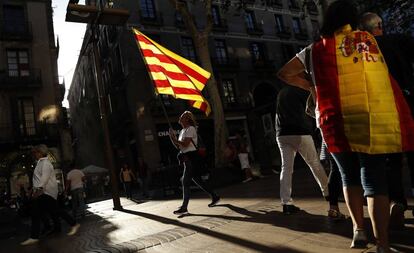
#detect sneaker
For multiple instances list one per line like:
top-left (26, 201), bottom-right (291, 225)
top-left (282, 204), bottom-right (300, 215)
top-left (173, 207), bottom-right (188, 215)
top-left (21, 238), bottom-right (39, 246)
top-left (208, 195), bottom-right (220, 207)
top-left (350, 229), bottom-right (368, 248)
top-left (327, 209), bottom-right (347, 220)
top-left (242, 177), bottom-right (253, 183)
top-left (67, 223), bottom-right (80, 236)
top-left (389, 203), bottom-right (405, 230)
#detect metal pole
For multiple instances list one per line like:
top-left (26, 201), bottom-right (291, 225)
top-left (91, 26), bottom-right (122, 210)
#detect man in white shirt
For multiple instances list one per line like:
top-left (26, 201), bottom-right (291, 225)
top-left (21, 145), bottom-right (80, 246)
top-left (66, 165), bottom-right (86, 219)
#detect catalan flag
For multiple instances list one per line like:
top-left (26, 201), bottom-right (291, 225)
top-left (132, 28), bottom-right (211, 116)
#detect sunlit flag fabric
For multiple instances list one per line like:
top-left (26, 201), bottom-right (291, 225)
top-left (312, 25), bottom-right (414, 154)
top-left (133, 28), bottom-right (211, 116)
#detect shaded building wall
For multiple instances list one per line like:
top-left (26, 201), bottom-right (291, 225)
top-left (68, 0), bottom-right (323, 172)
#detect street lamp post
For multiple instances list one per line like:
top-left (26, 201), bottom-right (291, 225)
top-left (65, 0), bottom-right (129, 210)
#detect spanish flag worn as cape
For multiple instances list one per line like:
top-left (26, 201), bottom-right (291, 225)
top-left (313, 25), bottom-right (414, 154)
top-left (133, 28), bottom-right (211, 116)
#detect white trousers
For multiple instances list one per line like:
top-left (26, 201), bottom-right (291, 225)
top-left (276, 135), bottom-right (329, 205)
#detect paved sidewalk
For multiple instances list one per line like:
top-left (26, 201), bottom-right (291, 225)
top-left (2, 168), bottom-right (413, 253)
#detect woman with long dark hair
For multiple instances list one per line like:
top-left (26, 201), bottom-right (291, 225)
top-left (169, 111), bottom-right (220, 214)
top-left (277, 1), bottom-right (414, 252)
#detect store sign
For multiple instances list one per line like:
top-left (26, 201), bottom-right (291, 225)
top-left (157, 129), bottom-right (179, 137)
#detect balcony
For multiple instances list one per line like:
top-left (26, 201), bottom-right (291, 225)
top-left (276, 26), bottom-right (291, 39)
top-left (211, 56), bottom-right (240, 69)
top-left (138, 10), bottom-right (163, 26)
top-left (213, 19), bottom-right (228, 32)
top-left (294, 29), bottom-right (309, 40)
top-left (0, 69), bottom-right (42, 89)
top-left (246, 22), bottom-right (263, 36)
top-left (0, 21), bottom-right (32, 41)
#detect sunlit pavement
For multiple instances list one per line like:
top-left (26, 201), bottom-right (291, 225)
top-left (2, 168), bottom-right (413, 253)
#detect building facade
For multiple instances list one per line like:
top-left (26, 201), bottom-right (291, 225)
top-left (68, 0), bottom-right (322, 174)
top-left (0, 0), bottom-right (68, 198)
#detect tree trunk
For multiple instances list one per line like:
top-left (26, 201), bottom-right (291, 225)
top-left (194, 36), bottom-right (228, 167)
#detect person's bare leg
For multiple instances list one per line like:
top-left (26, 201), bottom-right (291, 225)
top-left (367, 195), bottom-right (390, 249)
top-left (343, 186), bottom-right (365, 230)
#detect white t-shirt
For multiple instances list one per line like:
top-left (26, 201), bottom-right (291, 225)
top-left (33, 157), bottom-right (58, 199)
top-left (178, 126), bottom-right (197, 153)
top-left (67, 169), bottom-right (85, 190)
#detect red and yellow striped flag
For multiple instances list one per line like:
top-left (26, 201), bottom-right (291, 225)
top-left (132, 28), bottom-right (211, 116)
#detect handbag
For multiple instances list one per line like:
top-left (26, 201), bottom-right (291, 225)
top-left (191, 135), bottom-right (207, 158)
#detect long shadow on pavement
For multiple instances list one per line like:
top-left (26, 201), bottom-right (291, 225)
top-left (187, 204), bottom-right (414, 253)
top-left (121, 208), bottom-right (303, 253)
top-left (1, 211), bottom-right (119, 253)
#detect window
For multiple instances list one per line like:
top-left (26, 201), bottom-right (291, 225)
top-left (250, 42), bottom-right (265, 62)
top-left (292, 17), bottom-right (302, 34)
top-left (212, 5), bottom-right (221, 26)
top-left (275, 15), bottom-right (284, 33)
top-left (140, 0), bottom-right (156, 19)
top-left (7, 49), bottom-right (29, 77)
top-left (245, 11), bottom-right (256, 30)
top-left (3, 5), bottom-right (26, 34)
top-left (214, 40), bottom-right (228, 64)
top-left (181, 37), bottom-right (197, 62)
top-left (17, 98), bottom-right (36, 136)
top-left (222, 79), bottom-right (236, 105)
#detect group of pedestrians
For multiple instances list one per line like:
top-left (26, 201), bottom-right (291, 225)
top-left (277, 1), bottom-right (414, 252)
top-left (21, 145), bottom-right (82, 246)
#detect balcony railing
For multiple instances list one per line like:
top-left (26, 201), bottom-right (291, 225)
top-left (276, 26), bottom-right (291, 38)
top-left (0, 21), bottom-right (33, 41)
top-left (213, 19), bottom-right (228, 32)
top-left (0, 69), bottom-right (42, 88)
top-left (138, 10), bottom-right (163, 26)
top-left (211, 56), bottom-right (240, 69)
top-left (246, 22), bottom-right (264, 35)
